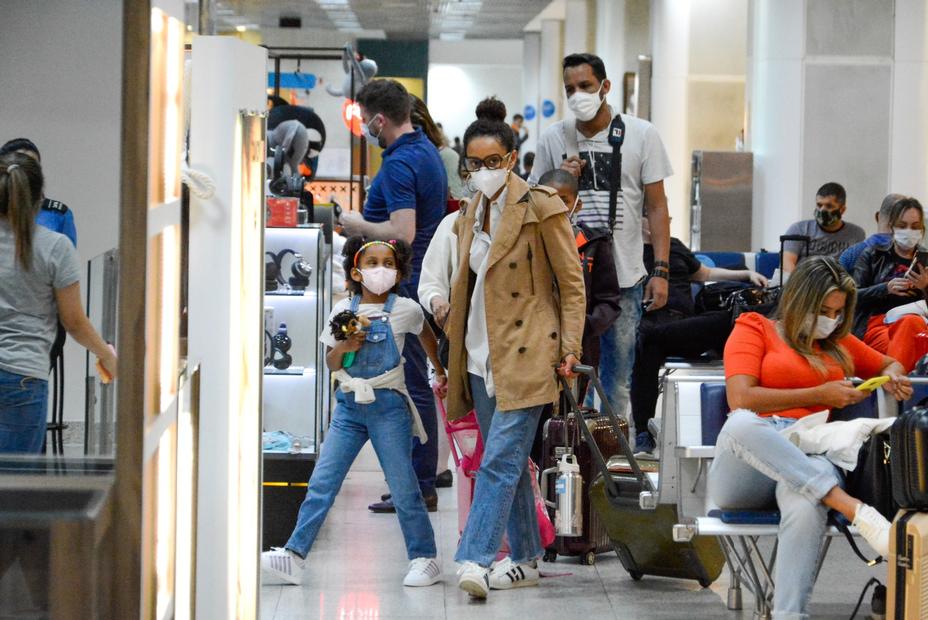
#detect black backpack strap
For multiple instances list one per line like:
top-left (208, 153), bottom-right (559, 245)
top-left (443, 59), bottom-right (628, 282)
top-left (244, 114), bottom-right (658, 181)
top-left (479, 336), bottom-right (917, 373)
top-left (607, 114), bottom-right (625, 235)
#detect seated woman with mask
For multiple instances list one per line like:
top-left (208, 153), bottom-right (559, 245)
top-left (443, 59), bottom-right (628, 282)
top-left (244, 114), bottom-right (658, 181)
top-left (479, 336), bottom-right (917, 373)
top-left (852, 196), bottom-right (928, 372)
top-left (708, 256), bottom-right (911, 618)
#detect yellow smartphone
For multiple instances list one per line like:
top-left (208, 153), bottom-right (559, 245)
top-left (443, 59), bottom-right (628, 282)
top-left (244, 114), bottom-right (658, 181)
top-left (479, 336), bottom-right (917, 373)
top-left (856, 375), bottom-right (891, 392)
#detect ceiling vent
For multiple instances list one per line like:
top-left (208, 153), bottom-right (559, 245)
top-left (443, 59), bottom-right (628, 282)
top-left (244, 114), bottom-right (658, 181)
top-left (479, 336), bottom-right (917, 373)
top-left (279, 15), bottom-right (302, 28)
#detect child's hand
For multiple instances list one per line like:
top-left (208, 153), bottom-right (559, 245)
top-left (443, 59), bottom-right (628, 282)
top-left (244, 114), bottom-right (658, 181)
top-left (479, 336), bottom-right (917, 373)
top-left (341, 331), bottom-right (366, 353)
top-left (434, 372), bottom-right (448, 398)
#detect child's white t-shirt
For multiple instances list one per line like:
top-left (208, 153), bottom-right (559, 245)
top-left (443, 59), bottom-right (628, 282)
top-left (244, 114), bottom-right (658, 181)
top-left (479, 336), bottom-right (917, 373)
top-left (319, 296), bottom-right (424, 353)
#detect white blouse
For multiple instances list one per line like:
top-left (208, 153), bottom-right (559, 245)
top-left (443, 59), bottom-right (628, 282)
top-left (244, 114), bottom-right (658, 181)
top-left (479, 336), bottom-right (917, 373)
top-left (465, 188), bottom-right (507, 396)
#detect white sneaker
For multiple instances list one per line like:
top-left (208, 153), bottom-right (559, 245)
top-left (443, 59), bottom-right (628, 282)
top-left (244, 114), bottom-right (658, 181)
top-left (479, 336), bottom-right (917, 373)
top-left (488, 557), bottom-right (540, 590)
top-left (853, 504), bottom-right (890, 557)
top-left (403, 557), bottom-right (442, 587)
top-left (456, 561), bottom-right (490, 598)
top-left (261, 547), bottom-right (305, 585)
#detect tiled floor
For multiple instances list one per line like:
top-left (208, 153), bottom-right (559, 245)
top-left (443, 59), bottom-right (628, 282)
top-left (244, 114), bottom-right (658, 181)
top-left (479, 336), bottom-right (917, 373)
top-left (261, 446), bottom-right (886, 619)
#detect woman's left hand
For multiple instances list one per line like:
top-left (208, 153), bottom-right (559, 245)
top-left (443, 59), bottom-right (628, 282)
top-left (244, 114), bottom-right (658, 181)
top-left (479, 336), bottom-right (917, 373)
top-left (557, 354), bottom-right (580, 378)
top-left (434, 373), bottom-right (448, 398)
top-left (886, 373), bottom-right (914, 401)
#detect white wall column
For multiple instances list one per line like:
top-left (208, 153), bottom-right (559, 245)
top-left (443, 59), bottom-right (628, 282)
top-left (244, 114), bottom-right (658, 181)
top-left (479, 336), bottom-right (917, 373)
top-left (649, 0), bottom-right (748, 243)
top-left (522, 32), bottom-right (542, 154)
top-left (539, 18), bottom-right (564, 131)
top-left (649, 0), bottom-right (691, 237)
top-left (890, 0), bottom-right (928, 200)
top-left (189, 36), bottom-right (266, 619)
top-left (749, 0), bottom-right (909, 249)
top-left (564, 0), bottom-right (591, 56)
top-left (595, 0), bottom-right (626, 110)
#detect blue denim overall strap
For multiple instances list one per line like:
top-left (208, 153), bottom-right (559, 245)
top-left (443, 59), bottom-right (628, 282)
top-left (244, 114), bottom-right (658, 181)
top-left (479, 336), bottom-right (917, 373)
top-left (345, 294), bottom-right (401, 380)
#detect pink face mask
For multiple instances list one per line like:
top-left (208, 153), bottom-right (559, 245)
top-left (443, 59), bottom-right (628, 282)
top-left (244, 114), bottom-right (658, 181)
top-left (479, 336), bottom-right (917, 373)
top-left (359, 266), bottom-right (397, 295)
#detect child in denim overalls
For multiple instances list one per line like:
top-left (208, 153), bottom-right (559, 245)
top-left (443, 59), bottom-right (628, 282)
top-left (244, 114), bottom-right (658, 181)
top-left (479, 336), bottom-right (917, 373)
top-left (262, 237), bottom-right (447, 588)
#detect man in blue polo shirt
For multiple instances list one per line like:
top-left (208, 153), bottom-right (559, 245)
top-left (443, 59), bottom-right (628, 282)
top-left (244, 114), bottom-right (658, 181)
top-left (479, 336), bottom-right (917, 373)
top-left (341, 79), bottom-right (447, 512)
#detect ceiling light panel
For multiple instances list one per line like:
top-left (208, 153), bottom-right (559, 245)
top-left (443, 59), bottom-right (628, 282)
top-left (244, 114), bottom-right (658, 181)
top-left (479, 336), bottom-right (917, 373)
top-left (226, 0), bottom-right (549, 38)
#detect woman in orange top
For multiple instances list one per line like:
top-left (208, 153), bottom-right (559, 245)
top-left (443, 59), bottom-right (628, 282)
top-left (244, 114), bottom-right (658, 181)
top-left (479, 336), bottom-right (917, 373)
top-left (708, 256), bottom-right (912, 618)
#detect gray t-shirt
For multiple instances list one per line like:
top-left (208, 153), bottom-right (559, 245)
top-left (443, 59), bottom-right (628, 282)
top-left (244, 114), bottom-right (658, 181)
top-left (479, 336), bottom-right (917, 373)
top-left (530, 108), bottom-right (673, 287)
top-left (0, 222), bottom-right (81, 379)
top-left (783, 219), bottom-right (866, 260)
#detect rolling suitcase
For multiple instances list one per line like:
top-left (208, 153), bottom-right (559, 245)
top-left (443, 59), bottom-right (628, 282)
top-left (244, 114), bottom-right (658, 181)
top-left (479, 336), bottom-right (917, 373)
top-left (891, 406), bottom-right (928, 510)
top-left (540, 392), bottom-right (626, 565)
top-left (563, 366), bottom-right (725, 587)
top-left (887, 511), bottom-right (928, 619)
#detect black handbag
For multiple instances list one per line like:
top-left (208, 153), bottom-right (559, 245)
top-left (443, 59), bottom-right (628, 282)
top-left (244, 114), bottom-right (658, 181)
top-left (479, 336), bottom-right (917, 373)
top-left (845, 429), bottom-right (897, 521)
top-left (727, 286), bottom-right (781, 322)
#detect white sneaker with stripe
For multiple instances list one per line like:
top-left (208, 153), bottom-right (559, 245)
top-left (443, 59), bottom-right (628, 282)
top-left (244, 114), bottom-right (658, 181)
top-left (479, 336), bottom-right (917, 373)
top-left (403, 557), bottom-right (442, 587)
top-left (488, 557), bottom-right (540, 590)
top-left (261, 547), bottom-right (305, 585)
top-left (457, 561), bottom-right (490, 598)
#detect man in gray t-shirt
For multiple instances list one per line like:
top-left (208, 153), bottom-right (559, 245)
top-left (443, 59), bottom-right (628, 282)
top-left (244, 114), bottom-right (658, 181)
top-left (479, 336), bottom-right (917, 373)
top-left (0, 223), bottom-right (81, 380)
top-left (782, 181), bottom-right (866, 273)
top-left (530, 53), bottom-right (673, 451)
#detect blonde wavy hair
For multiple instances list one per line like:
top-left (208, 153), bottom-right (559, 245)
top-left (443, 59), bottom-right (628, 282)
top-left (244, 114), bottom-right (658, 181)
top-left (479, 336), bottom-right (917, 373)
top-left (775, 255), bottom-right (857, 375)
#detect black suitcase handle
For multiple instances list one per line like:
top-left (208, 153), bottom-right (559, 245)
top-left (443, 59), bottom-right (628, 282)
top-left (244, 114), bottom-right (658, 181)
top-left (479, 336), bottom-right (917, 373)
top-left (558, 365), bottom-right (656, 499)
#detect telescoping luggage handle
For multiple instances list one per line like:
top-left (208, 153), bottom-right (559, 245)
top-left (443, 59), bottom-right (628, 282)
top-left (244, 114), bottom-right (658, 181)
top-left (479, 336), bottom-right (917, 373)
top-left (558, 365), bottom-right (656, 501)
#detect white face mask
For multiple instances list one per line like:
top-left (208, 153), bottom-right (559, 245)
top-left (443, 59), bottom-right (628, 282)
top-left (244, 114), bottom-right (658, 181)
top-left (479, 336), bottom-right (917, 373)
top-left (471, 168), bottom-right (508, 198)
top-left (360, 115), bottom-right (384, 148)
top-left (802, 313), bottom-right (841, 340)
top-left (567, 84), bottom-right (604, 122)
top-left (893, 227), bottom-right (923, 251)
top-left (358, 266), bottom-right (397, 295)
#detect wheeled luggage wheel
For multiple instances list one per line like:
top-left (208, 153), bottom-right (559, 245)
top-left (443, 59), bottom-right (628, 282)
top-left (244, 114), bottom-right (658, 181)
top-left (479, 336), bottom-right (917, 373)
top-left (698, 578), bottom-right (711, 588)
top-left (628, 570), bottom-right (643, 581)
top-left (582, 551), bottom-right (596, 565)
top-left (543, 550), bottom-right (557, 563)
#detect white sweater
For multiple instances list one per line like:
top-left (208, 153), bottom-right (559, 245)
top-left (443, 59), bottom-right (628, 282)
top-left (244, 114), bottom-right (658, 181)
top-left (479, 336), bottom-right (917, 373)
top-left (418, 210), bottom-right (463, 314)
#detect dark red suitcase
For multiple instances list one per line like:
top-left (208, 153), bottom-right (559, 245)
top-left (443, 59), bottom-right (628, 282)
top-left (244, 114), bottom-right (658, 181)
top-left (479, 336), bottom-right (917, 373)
top-left (890, 405), bottom-right (928, 509)
top-left (540, 397), bottom-right (627, 565)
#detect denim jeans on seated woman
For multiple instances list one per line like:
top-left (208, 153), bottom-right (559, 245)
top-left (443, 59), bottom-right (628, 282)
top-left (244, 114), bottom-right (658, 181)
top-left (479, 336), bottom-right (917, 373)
top-left (455, 374), bottom-right (543, 568)
top-left (0, 368), bottom-right (49, 454)
top-left (708, 409), bottom-right (843, 620)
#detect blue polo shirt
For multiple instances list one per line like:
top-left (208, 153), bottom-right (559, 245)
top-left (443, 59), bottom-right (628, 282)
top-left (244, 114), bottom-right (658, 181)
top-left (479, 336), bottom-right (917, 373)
top-left (840, 233), bottom-right (891, 273)
top-left (363, 128), bottom-right (447, 287)
top-left (37, 198), bottom-right (77, 246)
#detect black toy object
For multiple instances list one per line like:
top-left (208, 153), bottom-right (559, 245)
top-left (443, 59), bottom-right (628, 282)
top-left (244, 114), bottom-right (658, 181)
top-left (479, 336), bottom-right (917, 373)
top-left (329, 310), bottom-right (370, 368)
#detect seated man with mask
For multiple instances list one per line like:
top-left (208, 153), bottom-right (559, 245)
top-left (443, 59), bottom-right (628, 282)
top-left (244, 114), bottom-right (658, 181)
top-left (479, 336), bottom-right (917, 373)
top-left (782, 182), bottom-right (865, 274)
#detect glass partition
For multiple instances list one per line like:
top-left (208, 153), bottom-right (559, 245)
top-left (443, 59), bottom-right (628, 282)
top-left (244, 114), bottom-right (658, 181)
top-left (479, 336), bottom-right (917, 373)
top-left (84, 248), bottom-right (120, 457)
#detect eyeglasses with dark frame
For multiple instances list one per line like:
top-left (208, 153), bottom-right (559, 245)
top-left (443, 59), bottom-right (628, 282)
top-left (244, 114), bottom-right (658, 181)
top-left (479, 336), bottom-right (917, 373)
top-left (462, 151), bottom-right (513, 173)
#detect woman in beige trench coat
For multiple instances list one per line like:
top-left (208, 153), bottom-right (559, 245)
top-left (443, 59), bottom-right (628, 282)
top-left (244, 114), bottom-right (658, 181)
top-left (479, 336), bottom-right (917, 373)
top-left (445, 98), bottom-right (586, 599)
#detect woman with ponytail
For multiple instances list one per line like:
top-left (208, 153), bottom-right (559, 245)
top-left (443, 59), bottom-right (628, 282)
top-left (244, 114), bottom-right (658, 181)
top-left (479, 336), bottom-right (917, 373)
top-left (444, 98), bottom-right (586, 598)
top-left (0, 152), bottom-right (117, 453)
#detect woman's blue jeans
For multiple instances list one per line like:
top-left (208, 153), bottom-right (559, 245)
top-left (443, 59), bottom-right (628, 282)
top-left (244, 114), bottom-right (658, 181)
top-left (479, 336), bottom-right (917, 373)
top-left (0, 369), bottom-right (48, 454)
top-left (708, 410), bottom-right (843, 620)
top-left (454, 374), bottom-right (543, 567)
